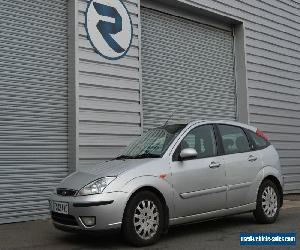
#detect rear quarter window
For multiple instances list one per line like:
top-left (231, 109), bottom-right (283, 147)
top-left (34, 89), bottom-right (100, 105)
top-left (248, 130), bottom-right (270, 150)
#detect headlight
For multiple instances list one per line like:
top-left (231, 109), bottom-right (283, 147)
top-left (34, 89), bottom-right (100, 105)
top-left (77, 177), bottom-right (116, 196)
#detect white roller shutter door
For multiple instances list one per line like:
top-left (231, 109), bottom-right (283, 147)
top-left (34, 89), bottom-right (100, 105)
top-left (141, 8), bottom-right (236, 130)
top-left (0, 0), bottom-right (68, 223)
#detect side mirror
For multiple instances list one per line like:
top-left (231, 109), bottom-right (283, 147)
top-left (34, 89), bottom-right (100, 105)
top-left (180, 148), bottom-right (198, 160)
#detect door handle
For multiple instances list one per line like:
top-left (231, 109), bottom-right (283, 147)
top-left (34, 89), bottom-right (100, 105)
top-left (209, 162), bottom-right (221, 169)
top-left (248, 155), bottom-right (257, 162)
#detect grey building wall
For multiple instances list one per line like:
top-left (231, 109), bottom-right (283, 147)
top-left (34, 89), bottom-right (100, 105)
top-left (77, 0), bottom-right (141, 168)
top-left (76, 0), bottom-right (300, 192)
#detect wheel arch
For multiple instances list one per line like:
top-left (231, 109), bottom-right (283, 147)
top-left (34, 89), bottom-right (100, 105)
top-left (122, 186), bottom-right (169, 233)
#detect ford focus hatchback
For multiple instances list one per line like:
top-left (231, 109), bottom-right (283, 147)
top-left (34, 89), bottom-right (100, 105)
top-left (49, 120), bottom-right (283, 246)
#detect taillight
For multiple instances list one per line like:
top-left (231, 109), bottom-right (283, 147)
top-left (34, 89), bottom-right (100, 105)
top-left (256, 128), bottom-right (269, 141)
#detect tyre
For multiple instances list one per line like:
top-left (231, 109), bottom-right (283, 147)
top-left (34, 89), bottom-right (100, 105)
top-left (253, 179), bottom-right (281, 224)
top-left (122, 191), bottom-right (164, 247)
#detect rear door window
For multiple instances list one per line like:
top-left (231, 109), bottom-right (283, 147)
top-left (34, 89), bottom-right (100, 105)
top-left (218, 124), bottom-right (250, 154)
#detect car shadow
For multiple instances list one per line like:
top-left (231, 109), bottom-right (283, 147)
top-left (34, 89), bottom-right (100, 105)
top-left (59, 213), bottom-right (257, 249)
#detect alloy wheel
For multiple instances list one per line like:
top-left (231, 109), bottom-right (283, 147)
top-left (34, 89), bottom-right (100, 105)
top-left (262, 186), bottom-right (278, 218)
top-left (133, 200), bottom-right (159, 240)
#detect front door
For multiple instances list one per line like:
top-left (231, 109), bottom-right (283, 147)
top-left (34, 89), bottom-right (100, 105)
top-left (170, 125), bottom-right (226, 217)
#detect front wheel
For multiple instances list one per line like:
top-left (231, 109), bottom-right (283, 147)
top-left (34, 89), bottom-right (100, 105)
top-left (122, 191), bottom-right (164, 247)
top-left (253, 179), bottom-right (281, 224)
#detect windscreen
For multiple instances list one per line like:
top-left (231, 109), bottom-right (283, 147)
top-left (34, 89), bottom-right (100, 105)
top-left (118, 124), bottom-right (186, 159)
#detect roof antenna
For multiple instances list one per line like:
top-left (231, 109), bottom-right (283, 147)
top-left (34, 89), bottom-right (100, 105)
top-left (163, 111), bottom-right (175, 127)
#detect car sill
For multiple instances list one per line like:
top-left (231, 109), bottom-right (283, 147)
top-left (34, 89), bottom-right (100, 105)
top-left (169, 202), bottom-right (256, 226)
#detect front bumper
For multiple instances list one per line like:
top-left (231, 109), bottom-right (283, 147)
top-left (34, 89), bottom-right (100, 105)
top-left (49, 191), bottom-right (128, 231)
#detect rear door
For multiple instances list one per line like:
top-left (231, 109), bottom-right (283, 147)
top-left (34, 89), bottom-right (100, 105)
top-left (170, 124), bottom-right (226, 217)
top-left (217, 124), bottom-right (262, 208)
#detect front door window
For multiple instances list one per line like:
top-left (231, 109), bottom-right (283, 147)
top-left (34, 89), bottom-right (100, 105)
top-left (173, 125), bottom-right (217, 161)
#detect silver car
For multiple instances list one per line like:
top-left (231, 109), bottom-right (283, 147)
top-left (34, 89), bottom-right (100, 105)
top-left (49, 120), bottom-right (283, 246)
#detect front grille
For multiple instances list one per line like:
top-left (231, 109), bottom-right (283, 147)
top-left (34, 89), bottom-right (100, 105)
top-left (57, 188), bottom-right (77, 196)
top-left (51, 212), bottom-right (78, 226)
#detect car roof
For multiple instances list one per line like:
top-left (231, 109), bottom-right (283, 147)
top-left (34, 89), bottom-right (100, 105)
top-left (185, 119), bottom-right (257, 132)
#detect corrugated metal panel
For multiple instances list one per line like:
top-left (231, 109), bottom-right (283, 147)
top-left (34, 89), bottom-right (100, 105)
top-left (0, 0), bottom-right (68, 223)
top-left (141, 8), bottom-right (236, 130)
top-left (77, 0), bottom-right (141, 167)
top-left (180, 0), bottom-right (300, 192)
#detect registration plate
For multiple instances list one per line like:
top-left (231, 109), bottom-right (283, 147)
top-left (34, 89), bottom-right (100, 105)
top-left (51, 201), bottom-right (69, 215)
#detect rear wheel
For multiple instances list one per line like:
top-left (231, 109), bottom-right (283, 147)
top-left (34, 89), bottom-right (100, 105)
top-left (253, 179), bottom-right (280, 224)
top-left (122, 191), bottom-right (164, 247)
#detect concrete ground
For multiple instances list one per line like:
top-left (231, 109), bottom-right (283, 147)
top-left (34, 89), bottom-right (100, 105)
top-left (0, 195), bottom-right (299, 250)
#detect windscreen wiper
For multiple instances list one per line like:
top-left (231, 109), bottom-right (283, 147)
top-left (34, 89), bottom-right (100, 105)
top-left (115, 155), bottom-right (135, 160)
top-left (131, 153), bottom-right (161, 159)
